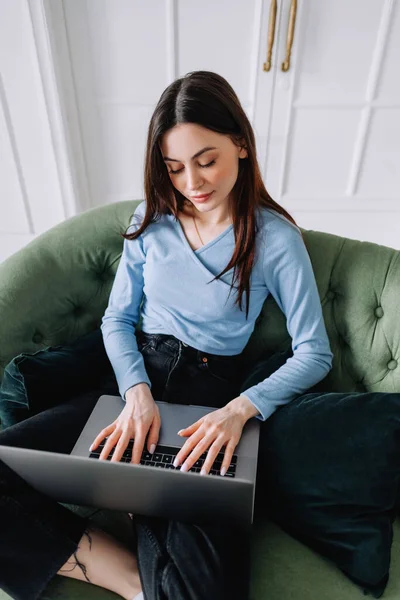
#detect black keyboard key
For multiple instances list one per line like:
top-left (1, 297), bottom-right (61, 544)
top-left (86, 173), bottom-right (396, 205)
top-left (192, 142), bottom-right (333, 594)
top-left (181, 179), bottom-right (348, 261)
top-left (225, 471), bottom-right (235, 477)
top-left (194, 459), bottom-right (204, 468)
top-left (153, 453), bottom-right (162, 462)
top-left (165, 464), bottom-right (175, 469)
top-left (162, 455), bottom-right (173, 464)
top-left (153, 445), bottom-right (179, 456)
top-left (142, 451), bottom-right (152, 461)
top-left (155, 463), bottom-right (165, 468)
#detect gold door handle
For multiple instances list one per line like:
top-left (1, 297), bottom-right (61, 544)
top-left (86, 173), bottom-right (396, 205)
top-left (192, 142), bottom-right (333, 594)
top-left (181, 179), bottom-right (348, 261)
top-left (263, 0), bottom-right (277, 71)
top-left (282, 0), bottom-right (297, 71)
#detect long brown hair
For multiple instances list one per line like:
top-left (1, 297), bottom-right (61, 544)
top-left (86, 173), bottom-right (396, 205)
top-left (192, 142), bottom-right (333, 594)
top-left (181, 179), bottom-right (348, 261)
top-left (122, 70), bottom-right (299, 319)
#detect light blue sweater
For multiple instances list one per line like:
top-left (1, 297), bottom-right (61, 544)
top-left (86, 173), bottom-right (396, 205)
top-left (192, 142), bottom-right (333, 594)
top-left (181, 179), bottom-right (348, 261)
top-left (101, 200), bottom-right (333, 421)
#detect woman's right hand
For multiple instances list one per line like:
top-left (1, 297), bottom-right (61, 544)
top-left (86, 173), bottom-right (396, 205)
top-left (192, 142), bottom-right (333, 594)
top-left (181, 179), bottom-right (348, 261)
top-left (89, 383), bottom-right (161, 464)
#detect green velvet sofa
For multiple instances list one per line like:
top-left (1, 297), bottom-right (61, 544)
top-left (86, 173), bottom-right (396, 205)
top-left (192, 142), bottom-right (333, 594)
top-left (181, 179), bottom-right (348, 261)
top-left (0, 199), bottom-right (399, 600)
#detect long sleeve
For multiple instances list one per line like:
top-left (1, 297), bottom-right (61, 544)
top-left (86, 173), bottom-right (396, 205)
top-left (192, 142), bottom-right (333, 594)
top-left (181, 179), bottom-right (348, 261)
top-left (100, 202), bottom-right (151, 401)
top-left (240, 221), bottom-right (333, 422)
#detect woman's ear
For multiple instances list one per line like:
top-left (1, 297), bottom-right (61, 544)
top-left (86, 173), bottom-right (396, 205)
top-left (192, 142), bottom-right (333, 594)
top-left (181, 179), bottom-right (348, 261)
top-left (238, 139), bottom-right (248, 159)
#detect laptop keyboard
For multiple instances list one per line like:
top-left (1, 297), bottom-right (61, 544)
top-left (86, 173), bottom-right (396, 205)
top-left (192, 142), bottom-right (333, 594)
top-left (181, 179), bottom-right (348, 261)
top-left (89, 440), bottom-right (237, 477)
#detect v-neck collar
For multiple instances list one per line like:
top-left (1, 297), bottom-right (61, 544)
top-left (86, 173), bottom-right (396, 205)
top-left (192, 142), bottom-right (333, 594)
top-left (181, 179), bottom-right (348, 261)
top-left (175, 217), bottom-right (233, 254)
top-left (173, 216), bottom-right (234, 283)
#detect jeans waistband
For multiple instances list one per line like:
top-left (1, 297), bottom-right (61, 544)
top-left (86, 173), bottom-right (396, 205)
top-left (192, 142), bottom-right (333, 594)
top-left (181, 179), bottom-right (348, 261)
top-left (137, 330), bottom-right (242, 361)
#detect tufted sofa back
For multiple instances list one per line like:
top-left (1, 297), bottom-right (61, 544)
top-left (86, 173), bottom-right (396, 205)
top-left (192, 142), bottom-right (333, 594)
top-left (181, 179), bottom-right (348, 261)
top-left (0, 200), bottom-right (399, 402)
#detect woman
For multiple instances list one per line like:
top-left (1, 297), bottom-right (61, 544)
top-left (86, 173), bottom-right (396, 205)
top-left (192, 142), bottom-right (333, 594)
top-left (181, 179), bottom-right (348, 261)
top-left (0, 70), bottom-right (333, 600)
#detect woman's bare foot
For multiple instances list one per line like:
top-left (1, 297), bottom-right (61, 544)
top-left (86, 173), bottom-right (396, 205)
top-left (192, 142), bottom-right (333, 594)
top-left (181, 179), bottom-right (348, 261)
top-left (57, 525), bottom-right (142, 600)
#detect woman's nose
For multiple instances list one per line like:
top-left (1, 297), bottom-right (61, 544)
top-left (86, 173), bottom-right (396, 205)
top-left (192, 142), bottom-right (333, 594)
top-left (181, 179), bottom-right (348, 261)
top-left (186, 169), bottom-right (204, 190)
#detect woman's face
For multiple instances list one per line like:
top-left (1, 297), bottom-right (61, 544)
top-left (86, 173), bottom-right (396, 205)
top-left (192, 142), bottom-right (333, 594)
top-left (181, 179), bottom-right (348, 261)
top-left (159, 123), bottom-right (247, 215)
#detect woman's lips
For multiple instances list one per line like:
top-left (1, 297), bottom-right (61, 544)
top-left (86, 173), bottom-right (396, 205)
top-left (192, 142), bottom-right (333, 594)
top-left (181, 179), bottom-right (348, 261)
top-left (191, 191), bottom-right (214, 202)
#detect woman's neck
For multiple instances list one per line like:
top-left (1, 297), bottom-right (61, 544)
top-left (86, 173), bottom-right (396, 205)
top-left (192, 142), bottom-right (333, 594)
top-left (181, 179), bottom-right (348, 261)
top-left (182, 199), bottom-right (232, 227)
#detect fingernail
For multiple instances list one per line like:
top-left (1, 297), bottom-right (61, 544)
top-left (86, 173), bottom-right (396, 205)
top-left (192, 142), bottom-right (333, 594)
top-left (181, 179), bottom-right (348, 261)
top-left (150, 444), bottom-right (156, 454)
top-left (220, 467), bottom-right (226, 476)
top-left (177, 429), bottom-right (183, 435)
top-left (173, 458), bottom-right (179, 468)
top-left (89, 444), bottom-right (93, 451)
top-left (200, 468), bottom-right (206, 476)
top-left (180, 464), bottom-right (188, 473)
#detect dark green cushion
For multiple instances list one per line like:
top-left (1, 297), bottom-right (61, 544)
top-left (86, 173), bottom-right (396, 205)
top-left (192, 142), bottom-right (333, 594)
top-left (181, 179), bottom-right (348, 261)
top-left (0, 329), bottom-right (115, 429)
top-left (258, 388), bottom-right (400, 598)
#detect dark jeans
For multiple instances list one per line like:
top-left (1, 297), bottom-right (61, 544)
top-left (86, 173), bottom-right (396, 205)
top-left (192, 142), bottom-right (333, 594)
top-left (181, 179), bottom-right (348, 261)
top-left (0, 330), bottom-right (284, 600)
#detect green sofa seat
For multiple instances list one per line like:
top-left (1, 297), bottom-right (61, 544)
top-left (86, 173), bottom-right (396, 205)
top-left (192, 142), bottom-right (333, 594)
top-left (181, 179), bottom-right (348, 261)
top-left (0, 199), bottom-right (399, 600)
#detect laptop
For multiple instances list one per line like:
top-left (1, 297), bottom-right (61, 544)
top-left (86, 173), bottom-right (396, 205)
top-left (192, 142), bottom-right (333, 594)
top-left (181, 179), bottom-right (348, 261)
top-left (0, 395), bottom-right (260, 530)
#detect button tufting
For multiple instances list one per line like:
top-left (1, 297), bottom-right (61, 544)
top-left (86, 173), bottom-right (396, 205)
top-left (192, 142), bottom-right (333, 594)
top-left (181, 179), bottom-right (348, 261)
top-left (387, 359), bottom-right (398, 370)
top-left (326, 290), bottom-right (335, 301)
top-left (32, 333), bottom-right (43, 344)
top-left (375, 306), bottom-right (384, 318)
top-left (97, 271), bottom-right (111, 283)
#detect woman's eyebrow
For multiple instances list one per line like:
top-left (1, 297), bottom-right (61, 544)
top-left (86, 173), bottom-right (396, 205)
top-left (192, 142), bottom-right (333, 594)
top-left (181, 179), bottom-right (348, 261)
top-left (163, 146), bottom-right (218, 163)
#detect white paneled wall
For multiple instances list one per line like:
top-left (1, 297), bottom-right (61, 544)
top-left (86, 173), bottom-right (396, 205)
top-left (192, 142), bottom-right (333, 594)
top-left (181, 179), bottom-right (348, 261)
top-left (0, 0), bottom-right (399, 264)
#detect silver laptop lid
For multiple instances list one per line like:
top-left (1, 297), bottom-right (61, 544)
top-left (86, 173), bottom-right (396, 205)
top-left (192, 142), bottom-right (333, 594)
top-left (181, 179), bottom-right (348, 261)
top-left (0, 444), bottom-right (255, 529)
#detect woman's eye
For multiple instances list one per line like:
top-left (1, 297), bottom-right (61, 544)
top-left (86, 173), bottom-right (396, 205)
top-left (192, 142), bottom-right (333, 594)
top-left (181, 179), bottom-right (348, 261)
top-left (168, 160), bottom-right (215, 175)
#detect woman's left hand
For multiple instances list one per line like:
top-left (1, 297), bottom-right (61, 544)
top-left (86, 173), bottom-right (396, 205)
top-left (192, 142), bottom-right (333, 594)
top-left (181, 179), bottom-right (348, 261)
top-left (173, 395), bottom-right (258, 476)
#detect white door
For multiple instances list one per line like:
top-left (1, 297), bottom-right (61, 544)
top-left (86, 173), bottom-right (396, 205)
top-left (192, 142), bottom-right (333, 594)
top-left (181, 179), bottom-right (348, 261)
top-left (257, 0), bottom-right (400, 247)
top-left (61, 0), bottom-right (400, 248)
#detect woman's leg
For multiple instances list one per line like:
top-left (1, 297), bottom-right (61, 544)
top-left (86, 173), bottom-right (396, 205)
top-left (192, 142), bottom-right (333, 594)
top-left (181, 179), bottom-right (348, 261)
top-left (57, 525), bottom-right (142, 599)
top-left (0, 388), bottom-right (141, 600)
top-left (134, 333), bottom-right (251, 599)
top-left (134, 515), bottom-right (250, 600)
top-left (0, 331), bottom-right (250, 600)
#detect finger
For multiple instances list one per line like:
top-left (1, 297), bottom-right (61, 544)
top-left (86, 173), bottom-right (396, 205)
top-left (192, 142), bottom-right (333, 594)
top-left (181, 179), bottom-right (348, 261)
top-left (131, 428), bottom-right (146, 464)
top-left (200, 437), bottom-right (225, 475)
top-left (99, 430), bottom-right (121, 461)
top-left (178, 433), bottom-right (214, 473)
top-left (147, 412), bottom-right (161, 454)
top-left (178, 418), bottom-right (203, 437)
top-left (173, 428), bottom-right (205, 467)
top-left (90, 423), bottom-right (115, 452)
top-left (111, 429), bottom-right (131, 463)
top-left (220, 441), bottom-right (237, 476)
